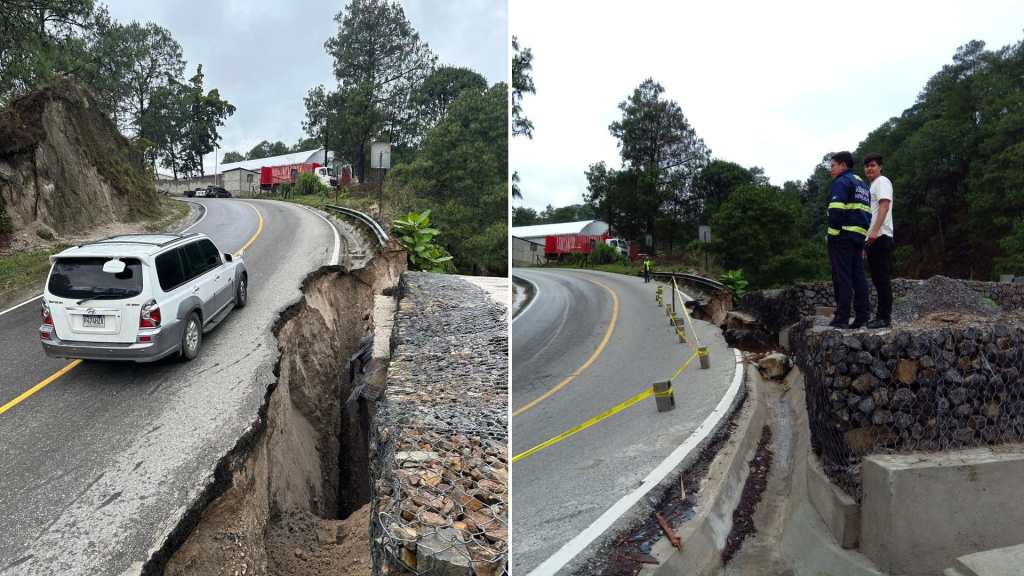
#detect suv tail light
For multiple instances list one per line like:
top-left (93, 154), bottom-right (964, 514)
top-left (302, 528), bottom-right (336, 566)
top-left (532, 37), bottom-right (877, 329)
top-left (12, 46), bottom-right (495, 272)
top-left (140, 299), bottom-right (161, 328)
top-left (41, 301), bottom-right (53, 326)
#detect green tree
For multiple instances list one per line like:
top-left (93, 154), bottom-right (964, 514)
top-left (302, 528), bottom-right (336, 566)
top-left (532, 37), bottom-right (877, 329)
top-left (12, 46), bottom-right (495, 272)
top-left (180, 65), bottom-right (235, 177)
top-left (246, 140), bottom-right (289, 160)
top-left (604, 78), bottom-right (711, 251)
top-left (413, 65), bottom-right (487, 130)
top-left (388, 83), bottom-right (507, 275)
top-left (222, 150), bottom-right (244, 163)
top-left (539, 203), bottom-right (596, 224)
top-left (711, 184), bottom-right (827, 287)
top-left (692, 160), bottom-right (759, 222)
top-left (0, 0), bottom-right (96, 104)
top-left (141, 79), bottom-right (190, 179)
top-left (512, 206), bottom-right (540, 226)
top-left (511, 35), bottom-right (535, 200)
top-left (290, 136), bottom-right (321, 153)
top-left (318, 0), bottom-right (435, 181)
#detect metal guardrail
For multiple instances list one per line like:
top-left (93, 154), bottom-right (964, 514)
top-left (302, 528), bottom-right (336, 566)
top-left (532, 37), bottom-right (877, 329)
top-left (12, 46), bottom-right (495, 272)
top-left (323, 204), bottom-right (390, 246)
top-left (650, 271), bottom-right (727, 292)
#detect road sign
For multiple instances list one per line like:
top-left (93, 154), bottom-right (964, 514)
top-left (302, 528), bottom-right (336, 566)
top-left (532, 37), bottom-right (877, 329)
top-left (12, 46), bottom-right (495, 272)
top-left (699, 225), bottom-right (711, 243)
top-left (371, 142), bottom-right (391, 169)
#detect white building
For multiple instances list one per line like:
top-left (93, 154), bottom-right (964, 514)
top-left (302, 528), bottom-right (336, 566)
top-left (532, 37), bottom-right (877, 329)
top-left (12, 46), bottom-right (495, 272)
top-left (510, 220), bottom-right (610, 244)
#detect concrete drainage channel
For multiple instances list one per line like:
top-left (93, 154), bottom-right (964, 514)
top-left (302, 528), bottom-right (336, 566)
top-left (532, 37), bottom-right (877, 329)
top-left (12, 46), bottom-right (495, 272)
top-left (140, 224), bottom-right (406, 576)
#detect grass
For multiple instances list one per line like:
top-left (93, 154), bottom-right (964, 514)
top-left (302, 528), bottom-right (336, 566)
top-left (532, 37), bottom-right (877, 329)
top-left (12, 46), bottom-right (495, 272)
top-left (0, 247), bottom-right (61, 302)
top-left (144, 197), bottom-right (191, 232)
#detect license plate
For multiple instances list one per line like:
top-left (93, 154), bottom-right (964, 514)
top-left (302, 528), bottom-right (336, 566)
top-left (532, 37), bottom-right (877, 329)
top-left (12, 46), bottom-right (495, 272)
top-left (83, 315), bottom-right (105, 328)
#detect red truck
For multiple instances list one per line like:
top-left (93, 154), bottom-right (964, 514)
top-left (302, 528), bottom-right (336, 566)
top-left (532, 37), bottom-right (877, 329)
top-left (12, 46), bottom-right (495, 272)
top-left (544, 234), bottom-right (635, 261)
top-left (259, 163), bottom-right (331, 188)
top-left (544, 234), bottom-right (607, 260)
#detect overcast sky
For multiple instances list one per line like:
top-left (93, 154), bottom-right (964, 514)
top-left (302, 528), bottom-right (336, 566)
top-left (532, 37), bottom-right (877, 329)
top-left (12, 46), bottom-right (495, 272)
top-left (511, 0), bottom-right (1024, 212)
top-left (101, 0), bottom-right (508, 173)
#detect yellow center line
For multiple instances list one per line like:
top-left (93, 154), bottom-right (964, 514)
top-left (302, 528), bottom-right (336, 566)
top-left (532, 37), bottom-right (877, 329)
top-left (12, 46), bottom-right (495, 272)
top-left (1, 201), bottom-right (266, 417)
top-left (512, 276), bottom-right (619, 418)
top-left (0, 360), bottom-right (82, 416)
top-left (233, 201), bottom-right (265, 256)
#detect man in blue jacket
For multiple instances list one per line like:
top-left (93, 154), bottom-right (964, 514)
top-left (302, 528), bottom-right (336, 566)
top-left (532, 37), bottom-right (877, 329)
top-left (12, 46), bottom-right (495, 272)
top-left (826, 151), bottom-right (871, 329)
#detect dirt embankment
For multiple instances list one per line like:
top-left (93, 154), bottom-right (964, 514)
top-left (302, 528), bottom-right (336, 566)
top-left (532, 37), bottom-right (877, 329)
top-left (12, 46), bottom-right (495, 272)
top-left (149, 251), bottom-right (405, 576)
top-left (0, 79), bottom-right (159, 240)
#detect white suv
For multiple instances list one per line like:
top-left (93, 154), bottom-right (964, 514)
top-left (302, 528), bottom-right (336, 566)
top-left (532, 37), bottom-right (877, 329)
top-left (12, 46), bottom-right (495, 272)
top-left (39, 233), bottom-right (248, 362)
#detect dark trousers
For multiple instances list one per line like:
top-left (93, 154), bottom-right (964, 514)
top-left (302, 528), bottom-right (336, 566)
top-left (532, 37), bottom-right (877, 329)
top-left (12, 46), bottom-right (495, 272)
top-left (828, 236), bottom-right (869, 323)
top-left (643, 269), bottom-right (650, 283)
top-left (866, 235), bottom-right (893, 320)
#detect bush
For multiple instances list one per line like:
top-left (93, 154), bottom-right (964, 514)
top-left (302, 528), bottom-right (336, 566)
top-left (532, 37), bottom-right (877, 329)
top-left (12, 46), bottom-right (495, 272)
top-left (591, 242), bottom-right (618, 265)
top-left (720, 269), bottom-right (749, 299)
top-left (393, 210), bottom-right (454, 273)
top-left (296, 171), bottom-right (329, 198)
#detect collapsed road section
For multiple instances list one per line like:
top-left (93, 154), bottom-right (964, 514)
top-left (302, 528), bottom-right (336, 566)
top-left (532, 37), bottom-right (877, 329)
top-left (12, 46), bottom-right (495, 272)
top-left (147, 235), bottom-right (406, 576)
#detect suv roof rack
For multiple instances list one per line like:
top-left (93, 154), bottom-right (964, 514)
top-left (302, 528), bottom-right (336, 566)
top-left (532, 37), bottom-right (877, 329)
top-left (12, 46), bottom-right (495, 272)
top-left (81, 232), bottom-right (200, 249)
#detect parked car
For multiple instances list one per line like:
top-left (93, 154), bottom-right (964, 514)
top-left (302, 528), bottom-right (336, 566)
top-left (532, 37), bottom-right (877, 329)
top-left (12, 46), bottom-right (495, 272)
top-left (39, 233), bottom-right (247, 362)
top-left (194, 188), bottom-right (208, 198)
top-left (184, 189), bottom-right (195, 198)
top-left (207, 186), bottom-right (231, 198)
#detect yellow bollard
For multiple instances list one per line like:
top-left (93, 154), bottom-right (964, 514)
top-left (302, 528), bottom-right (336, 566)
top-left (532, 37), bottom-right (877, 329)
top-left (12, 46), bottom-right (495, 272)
top-left (653, 381), bottom-right (675, 412)
top-left (698, 346), bottom-right (710, 369)
top-left (677, 329), bottom-right (688, 344)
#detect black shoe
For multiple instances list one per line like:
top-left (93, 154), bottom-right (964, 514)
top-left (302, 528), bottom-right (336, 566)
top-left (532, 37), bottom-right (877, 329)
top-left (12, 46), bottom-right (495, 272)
top-left (866, 318), bottom-right (891, 329)
top-left (849, 318), bottom-right (869, 329)
top-left (828, 319), bottom-right (850, 329)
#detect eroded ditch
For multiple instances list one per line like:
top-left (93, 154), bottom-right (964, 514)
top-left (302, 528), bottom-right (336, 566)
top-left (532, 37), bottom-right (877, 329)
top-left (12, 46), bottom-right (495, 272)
top-left (144, 248), bottom-right (405, 576)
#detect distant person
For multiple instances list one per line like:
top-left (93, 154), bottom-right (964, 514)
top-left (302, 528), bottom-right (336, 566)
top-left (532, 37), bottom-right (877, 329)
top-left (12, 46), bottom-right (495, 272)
top-left (863, 153), bottom-right (893, 328)
top-left (642, 256), bottom-right (652, 283)
top-left (826, 151), bottom-right (871, 329)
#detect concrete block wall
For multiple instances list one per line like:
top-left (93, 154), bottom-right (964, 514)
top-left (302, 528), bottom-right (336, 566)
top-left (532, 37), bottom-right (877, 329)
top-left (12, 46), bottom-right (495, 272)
top-left (861, 449), bottom-right (1024, 576)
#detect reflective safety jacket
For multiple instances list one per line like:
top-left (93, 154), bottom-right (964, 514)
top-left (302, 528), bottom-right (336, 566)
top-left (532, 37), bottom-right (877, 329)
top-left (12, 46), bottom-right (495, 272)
top-left (827, 169), bottom-right (871, 240)
top-left (643, 259), bottom-right (652, 271)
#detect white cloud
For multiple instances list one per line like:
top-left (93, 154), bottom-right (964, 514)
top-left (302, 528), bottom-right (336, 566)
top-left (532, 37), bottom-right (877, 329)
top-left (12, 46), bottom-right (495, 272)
top-left (512, 0), bottom-right (1024, 210)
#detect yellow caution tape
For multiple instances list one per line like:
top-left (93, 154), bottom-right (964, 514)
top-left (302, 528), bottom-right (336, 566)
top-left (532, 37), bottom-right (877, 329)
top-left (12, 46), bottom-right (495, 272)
top-left (513, 350), bottom-right (699, 464)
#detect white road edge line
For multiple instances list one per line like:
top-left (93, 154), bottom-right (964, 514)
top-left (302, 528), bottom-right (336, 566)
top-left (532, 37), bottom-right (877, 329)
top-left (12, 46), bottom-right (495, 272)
top-left (180, 198), bottom-right (208, 233)
top-left (511, 272), bottom-right (541, 324)
top-left (527, 347), bottom-right (746, 576)
top-left (0, 198), bottom-right (208, 319)
top-left (301, 205), bottom-right (341, 266)
top-left (0, 294), bottom-right (43, 317)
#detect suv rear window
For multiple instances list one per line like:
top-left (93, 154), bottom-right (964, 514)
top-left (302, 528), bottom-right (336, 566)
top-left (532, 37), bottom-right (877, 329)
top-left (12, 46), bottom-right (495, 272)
top-left (48, 258), bottom-right (143, 300)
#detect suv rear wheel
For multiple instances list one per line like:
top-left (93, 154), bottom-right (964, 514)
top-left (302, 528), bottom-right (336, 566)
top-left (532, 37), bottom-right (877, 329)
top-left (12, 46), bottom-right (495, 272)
top-left (180, 311), bottom-right (202, 361)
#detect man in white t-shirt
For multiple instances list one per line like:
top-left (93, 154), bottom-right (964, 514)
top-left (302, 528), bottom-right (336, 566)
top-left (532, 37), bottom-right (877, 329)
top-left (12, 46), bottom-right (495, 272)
top-left (863, 153), bottom-right (893, 328)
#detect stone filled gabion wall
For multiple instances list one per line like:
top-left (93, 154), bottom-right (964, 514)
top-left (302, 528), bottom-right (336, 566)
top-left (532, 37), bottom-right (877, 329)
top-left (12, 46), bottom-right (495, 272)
top-left (740, 278), bottom-right (1024, 334)
top-left (793, 317), bottom-right (1024, 499)
top-left (370, 273), bottom-right (509, 576)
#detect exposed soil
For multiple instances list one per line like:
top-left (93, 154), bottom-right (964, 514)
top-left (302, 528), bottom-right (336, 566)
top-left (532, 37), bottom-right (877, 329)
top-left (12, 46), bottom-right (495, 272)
top-left (152, 251), bottom-right (406, 576)
top-left (266, 504), bottom-right (372, 576)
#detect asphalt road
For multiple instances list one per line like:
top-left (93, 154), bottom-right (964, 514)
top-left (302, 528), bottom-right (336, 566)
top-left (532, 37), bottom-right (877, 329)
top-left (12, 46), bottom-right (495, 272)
top-left (0, 198), bottom-right (341, 575)
top-left (510, 268), bottom-right (736, 575)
